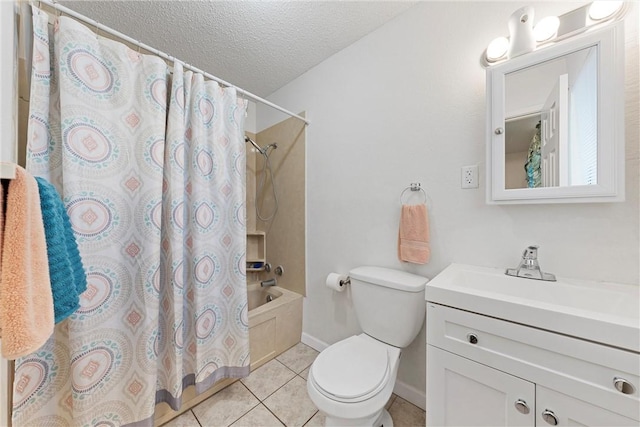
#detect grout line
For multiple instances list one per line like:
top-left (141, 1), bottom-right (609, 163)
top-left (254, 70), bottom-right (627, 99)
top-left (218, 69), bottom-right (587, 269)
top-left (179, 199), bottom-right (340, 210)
top-left (273, 358), bottom-right (297, 375)
top-left (241, 361), bottom-right (298, 403)
top-left (191, 408), bottom-right (203, 427)
top-left (224, 383), bottom-right (262, 427)
top-left (191, 409), bottom-right (203, 427)
top-left (260, 374), bottom-right (299, 402)
top-left (300, 410), bottom-right (319, 427)
top-left (262, 402), bottom-right (288, 427)
top-left (241, 378), bottom-right (263, 402)
top-left (260, 376), bottom-right (312, 426)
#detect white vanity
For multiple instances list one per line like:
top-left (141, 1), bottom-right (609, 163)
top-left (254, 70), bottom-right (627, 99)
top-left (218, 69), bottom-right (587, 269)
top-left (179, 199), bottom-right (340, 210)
top-left (425, 263), bottom-right (640, 426)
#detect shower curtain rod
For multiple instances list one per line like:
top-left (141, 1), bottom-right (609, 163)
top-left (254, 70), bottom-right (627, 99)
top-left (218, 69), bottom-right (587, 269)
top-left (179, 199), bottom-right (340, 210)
top-left (34, 0), bottom-right (310, 126)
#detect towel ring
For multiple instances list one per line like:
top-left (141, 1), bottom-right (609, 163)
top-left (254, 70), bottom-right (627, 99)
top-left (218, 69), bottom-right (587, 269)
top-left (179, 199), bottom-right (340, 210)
top-left (400, 183), bottom-right (427, 204)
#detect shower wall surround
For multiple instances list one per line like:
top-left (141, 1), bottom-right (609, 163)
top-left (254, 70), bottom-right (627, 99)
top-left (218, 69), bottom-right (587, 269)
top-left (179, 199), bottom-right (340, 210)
top-left (257, 1), bottom-right (639, 406)
top-left (248, 114), bottom-right (307, 297)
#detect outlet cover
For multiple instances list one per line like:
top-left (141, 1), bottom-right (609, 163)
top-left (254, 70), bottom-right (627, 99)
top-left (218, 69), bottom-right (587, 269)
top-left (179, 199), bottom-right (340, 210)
top-left (461, 165), bottom-right (478, 189)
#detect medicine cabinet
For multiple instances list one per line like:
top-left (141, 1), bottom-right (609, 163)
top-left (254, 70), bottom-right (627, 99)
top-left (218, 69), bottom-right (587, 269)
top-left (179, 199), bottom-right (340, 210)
top-left (486, 23), bottom-right (625, 204)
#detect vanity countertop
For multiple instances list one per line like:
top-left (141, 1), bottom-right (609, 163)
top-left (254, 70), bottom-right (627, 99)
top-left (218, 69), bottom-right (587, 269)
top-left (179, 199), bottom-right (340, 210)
top-left (425, 263), bottom-right (640, 353)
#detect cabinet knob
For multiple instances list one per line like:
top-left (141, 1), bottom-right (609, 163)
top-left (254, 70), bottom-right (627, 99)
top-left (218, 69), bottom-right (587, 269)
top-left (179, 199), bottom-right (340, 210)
top-left (466, 333), bottom-right (478, 345)
top-left (495, 127), bottom-right (504, 135)
top-left (514, 399), bottom-right (530, 414)
top-left (542, 409), bottom-right (558, 425)
top-left (613, 377), bottom-right (635, 395)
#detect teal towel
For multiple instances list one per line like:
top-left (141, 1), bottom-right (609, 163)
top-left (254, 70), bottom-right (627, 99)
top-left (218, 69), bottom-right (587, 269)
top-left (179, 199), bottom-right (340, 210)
top-left (35, 177), bottom-right (86, 323)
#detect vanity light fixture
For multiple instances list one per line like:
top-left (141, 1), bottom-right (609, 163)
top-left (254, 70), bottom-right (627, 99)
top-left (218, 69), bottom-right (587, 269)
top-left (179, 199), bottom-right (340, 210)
top-left (589, 1), bottom-right (624, 21)
top-left (484, 2), bottom-right (626, 65)
top-left (533, 16), bottom-right (560, 42)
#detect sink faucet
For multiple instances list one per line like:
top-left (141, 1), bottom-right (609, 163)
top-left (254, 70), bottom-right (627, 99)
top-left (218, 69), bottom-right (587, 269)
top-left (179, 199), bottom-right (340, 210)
top-left (506, 245), bottom-right (556, 281)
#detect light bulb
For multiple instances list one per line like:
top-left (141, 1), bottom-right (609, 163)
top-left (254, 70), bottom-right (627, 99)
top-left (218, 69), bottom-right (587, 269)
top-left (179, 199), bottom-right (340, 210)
top-left (486, 37), bottom-right (509, 62)
top-left (534, 16), bottom-right (560, 42)
top-left (589, 1), bottom-right (623, 21)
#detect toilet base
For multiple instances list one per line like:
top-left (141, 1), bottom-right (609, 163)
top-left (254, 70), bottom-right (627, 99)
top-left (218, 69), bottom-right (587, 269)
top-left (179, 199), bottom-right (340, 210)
top-left (324, 409), bottom-right (393, 427)
top-left (380, 409), bottom-right (393, 427)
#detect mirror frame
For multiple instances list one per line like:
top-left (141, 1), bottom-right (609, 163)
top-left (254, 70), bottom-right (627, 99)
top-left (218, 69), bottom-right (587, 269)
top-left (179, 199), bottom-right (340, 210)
top-left (486, 22), bottom-right (625, 204)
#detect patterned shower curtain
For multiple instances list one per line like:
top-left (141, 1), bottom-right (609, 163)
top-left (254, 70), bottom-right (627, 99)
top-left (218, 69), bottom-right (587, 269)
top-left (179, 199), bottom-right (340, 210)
top-left (13, 9), bottom-right (249, 426)
top-left (158, 62), bottom-right (249, 408)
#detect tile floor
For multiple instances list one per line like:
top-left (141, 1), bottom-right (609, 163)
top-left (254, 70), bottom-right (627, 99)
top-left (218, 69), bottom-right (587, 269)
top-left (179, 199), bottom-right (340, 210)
top-left (161, 342), bottom-right (426, 427)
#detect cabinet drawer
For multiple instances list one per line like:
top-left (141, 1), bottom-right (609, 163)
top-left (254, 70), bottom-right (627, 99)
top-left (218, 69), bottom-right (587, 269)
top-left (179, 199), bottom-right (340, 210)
top-left (426, 303), bottom-right (640, 421)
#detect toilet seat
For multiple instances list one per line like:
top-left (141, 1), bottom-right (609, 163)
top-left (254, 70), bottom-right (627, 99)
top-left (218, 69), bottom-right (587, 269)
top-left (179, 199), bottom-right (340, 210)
top-left (310, 335), bottom-right (390, 403)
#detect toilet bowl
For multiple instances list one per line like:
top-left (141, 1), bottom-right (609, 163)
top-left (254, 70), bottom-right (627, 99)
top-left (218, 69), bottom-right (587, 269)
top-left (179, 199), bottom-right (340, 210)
top-left (307, 334), bottom-right (401, 427)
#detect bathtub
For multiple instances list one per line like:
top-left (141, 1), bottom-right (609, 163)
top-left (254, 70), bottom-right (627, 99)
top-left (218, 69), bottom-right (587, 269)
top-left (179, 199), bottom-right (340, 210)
top-left (248, 284), bottom-right (282, 311)
top-left (247, 283), bottom-right (303, 370)
top-left (154, 283), bottom-right (302, 426)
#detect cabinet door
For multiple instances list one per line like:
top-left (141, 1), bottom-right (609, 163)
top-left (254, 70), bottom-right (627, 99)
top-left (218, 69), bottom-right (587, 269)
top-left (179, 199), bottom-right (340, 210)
top-left (427, 345), bottom-right (535, 427)
top-left (536, 386), bottom-right (639, 426)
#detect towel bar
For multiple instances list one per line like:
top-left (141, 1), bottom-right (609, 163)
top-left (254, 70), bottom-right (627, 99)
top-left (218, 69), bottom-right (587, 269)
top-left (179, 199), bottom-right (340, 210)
top-left (400, 183), bottom-right (427, 204)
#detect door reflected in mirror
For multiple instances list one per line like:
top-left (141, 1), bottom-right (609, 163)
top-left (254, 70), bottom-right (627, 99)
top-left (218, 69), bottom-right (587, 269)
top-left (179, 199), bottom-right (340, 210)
top-left (504, 46), bottom-right (597, 189)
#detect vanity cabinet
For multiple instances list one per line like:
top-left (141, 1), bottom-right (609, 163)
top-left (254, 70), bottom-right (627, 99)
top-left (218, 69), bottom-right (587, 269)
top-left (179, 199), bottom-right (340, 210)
top-left (426, 303), bottom-right (640, 427)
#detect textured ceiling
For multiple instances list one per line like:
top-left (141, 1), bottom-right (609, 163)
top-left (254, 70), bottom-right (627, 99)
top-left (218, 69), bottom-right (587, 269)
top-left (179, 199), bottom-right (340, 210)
top-left (59, 1), bottom-right (417, 97)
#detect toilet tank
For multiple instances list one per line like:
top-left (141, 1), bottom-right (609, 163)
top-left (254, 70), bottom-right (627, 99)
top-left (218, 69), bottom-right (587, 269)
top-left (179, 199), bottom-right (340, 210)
top-left (349, 266), bottom-right (428, 348)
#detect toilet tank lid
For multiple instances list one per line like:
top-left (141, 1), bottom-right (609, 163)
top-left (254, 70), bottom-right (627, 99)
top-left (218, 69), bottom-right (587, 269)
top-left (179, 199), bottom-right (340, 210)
top-left (349, 266), bottom-right (428, 292)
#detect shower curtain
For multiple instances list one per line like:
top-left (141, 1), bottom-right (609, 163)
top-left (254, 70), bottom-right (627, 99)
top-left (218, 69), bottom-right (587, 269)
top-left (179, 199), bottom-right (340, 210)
top-left (158, 62), bottom-right (249, 407)
top-left (13, 9), bottom-right (249, 426)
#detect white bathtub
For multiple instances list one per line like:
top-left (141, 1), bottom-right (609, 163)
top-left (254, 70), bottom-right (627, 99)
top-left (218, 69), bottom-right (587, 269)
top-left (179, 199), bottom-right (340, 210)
top-left (247, 283), bottom-right (303, 370)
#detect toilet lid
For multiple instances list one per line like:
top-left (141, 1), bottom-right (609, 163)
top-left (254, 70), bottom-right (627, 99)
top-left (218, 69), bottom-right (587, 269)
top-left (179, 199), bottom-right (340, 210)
top-left (311, 335), bottom-right (390, 401)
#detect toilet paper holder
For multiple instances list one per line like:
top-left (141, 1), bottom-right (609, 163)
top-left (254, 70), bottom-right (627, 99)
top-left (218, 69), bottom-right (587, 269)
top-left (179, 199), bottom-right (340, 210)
top-left (326, 272), bottom-right (351, 292)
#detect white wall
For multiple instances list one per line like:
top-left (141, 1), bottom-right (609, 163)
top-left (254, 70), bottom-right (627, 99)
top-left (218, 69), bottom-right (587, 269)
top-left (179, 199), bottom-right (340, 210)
top-left (258, 1), bottom-right (639, 400)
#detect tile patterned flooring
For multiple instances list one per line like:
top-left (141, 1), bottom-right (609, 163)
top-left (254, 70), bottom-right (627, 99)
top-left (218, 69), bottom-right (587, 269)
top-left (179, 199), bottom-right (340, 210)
top-left (161, 342), bottom-right (426, 427)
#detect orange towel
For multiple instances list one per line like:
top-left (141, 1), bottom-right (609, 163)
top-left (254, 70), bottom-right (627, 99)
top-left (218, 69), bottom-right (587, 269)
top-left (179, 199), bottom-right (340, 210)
top-left (0, 166), bottom-right (54, 359)
top-left (398, 204), bottom-right (430, 264)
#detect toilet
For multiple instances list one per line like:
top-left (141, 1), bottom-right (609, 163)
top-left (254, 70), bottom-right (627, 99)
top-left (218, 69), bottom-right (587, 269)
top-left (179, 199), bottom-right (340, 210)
top-left (307, 266), bottom-right (428, 427)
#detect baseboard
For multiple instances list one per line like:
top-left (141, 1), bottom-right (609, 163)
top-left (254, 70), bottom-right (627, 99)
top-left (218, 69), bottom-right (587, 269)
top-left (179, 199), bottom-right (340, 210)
top-left (392, 379), bottom-right (426, 411)
top-left (301, 332), bottom-right (426, 411)
top-left (301, 332), bottom-right (329, 352)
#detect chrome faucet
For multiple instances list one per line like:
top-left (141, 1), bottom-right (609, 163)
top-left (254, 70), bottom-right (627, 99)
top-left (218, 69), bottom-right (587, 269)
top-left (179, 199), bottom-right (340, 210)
top-left (260, 278), bottom-right (277, 287)
top-left (506, 245), bottom-right (556, 281)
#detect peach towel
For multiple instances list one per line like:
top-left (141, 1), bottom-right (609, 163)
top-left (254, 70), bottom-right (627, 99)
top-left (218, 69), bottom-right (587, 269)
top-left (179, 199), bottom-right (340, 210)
top-left (398, 204), bottom-right (430, 264)
top-left (0, 167), bottom-right (54, 359)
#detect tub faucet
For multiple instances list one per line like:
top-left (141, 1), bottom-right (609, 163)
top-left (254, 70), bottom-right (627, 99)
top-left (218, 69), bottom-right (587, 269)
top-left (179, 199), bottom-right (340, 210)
top-left (505, 245), bottom-right (556, 281)
top-left (260, 278), bottom-right (277, 287)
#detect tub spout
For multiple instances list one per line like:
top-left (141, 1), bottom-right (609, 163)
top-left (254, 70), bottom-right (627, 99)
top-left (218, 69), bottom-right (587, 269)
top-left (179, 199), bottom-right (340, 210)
top-left (261, 278), bottom-right (277, 287)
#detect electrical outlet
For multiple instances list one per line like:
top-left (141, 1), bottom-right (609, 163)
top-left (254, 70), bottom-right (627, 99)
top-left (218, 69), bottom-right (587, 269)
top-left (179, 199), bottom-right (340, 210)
top-left (461, 165), bottom-right (478, 189)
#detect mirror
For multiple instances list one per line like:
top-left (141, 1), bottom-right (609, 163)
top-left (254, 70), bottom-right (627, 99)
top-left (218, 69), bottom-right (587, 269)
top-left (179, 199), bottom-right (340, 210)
top-left (505, 46), bottom-right (597, 189)
top-left (487, 23), bottom-right (625, 203)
